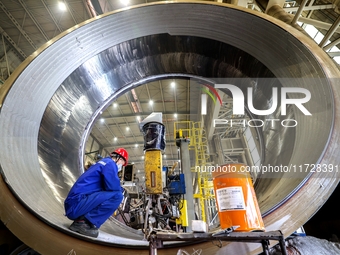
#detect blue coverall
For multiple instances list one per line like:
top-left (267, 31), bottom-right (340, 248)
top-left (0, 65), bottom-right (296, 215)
top-left (64, 157), bottom-right (123, 228)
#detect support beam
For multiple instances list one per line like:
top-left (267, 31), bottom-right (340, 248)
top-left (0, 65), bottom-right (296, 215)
top-left (283, 4), bottom-right (333, 12)
top-left (291, 0), bottom-right (309, 25)
top-left (324, 37), bottom-right (340, 51)
top-left (0, 1), bottom-right (37, 50)
top-left (299, 17), bottom-right (340, 34)
top-left (64, 1), bottom-right (78, 25)
top-left (306, 0), bottom-right (316, 17)
top-left (0, 26), bottom-right (26, 59)
top-left (41, 0), bottom-right (63, 33)
top-left (18, 0), bottom-right (50, 42)
top-left (327, 51), bottom-right (340, 57)
top-left (1, 34), bottom-right (10, 78)
top-left (319, 15), bottom-right (340, 48)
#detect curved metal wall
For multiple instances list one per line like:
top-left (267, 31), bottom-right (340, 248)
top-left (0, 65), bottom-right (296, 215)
top-left (0, 2), bottom-right (340, 255)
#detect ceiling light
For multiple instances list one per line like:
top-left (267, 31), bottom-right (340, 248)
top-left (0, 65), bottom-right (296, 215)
top-left (58, 2), bottom-right (67, 11)
top-left (171, 81), bottom-right (175, 87)
top-left (164, 155), bottom-right (167, 158)
top-left (100, 118), bottom-right (104, 123)
top-left (114, 137), bottom-right (117, 141)
top-left (149, 100), bottom-right (153, 105)
top-left (113, 103), bottom-right (118, 108)
top-left (126, 127), bottom-right (130, 131)
top-left (120, 0), bottom-right (130, 6)
top-left (136, 116), bottom-right (141, 121)
top-left (135, 144), bottom-right (138, 148)
top-left (174, 113), bottom-right (177, 118)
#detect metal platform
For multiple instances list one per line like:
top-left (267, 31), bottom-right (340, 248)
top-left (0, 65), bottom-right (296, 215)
top-left (149, 230), bottom-right (288, 255)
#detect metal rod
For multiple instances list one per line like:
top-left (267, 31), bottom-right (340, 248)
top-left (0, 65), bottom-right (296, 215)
top-left (279, 236), bottom-right (288, 255)
top-left (261, 240), bottom-right (270, 255)
top-left (319, 15), bottom-right (340, 48)
top-left (291, 0), bottom-right (309, 25)
top-left (324, 37), bottom-right (340, 51)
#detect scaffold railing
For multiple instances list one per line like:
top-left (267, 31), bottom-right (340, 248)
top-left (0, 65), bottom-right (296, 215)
top-left (174, 121), bottom-right (217, 225)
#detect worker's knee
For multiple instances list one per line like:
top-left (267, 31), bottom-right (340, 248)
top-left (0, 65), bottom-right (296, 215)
top-left (112, 191), bottom-right (123, 203)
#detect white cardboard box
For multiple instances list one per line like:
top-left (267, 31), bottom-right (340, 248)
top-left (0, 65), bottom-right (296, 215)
top-left (191, 220), bottom-right (208, 233)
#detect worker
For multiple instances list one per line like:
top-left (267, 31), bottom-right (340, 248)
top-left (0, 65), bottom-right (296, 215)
top-left (64, 148), bottom-right (129, 238)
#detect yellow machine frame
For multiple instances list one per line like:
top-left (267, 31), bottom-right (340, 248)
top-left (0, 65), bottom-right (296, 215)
top-left (144, 150), bottom-right (163, 194)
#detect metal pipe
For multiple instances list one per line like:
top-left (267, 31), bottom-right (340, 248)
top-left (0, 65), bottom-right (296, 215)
top-left (86, 0), bottom-right (98, 17)
top-left (179, 139), bottom-right (194, 232)
top-left (291, 0), bottom-right (309, 25)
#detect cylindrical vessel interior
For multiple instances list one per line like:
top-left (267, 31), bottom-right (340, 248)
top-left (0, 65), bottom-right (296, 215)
top-left (0, 2), bottom-right (339, 255)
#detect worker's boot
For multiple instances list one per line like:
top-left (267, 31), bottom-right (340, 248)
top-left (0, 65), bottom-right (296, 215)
top-left (69, 217), bottom-right (99, 238)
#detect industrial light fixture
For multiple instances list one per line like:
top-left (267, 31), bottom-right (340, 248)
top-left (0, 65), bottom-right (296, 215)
top-left (126, 127), bottom-right (130, 131)
top-left (120, 0), bottom-right (130, 6)
top-left (58, 1), bottom-right (67, 11)
top-left (171, 81), bottom-right (175, 88)
top-left (174, 113), bottom-right (177, 118)
top-left (149, 100), bottom-right (153, 105)
top-left (114, 137), bottom-right (117, 141)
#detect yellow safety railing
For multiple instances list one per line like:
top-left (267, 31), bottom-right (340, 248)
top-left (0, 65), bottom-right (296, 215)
top-left (192, 122), bottom-right (215, 223)
top-left (174, 121), bottom-right (216, 224)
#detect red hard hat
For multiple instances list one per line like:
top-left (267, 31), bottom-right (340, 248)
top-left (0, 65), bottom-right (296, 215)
top-left (111, 148), bottom-right (128, 166)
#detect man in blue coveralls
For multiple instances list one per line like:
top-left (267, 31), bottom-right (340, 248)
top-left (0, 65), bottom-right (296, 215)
top-left (64, 148), bottom-right (129, 237)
